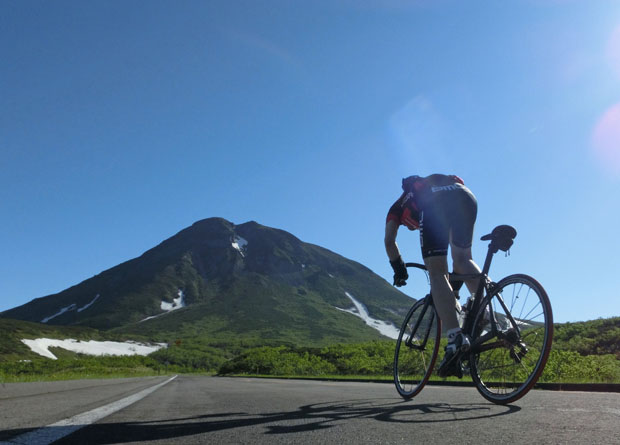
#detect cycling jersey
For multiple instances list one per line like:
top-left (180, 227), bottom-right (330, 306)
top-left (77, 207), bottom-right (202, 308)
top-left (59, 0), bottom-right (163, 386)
top-left (386, 174), bottom-right (477, 258)
top-left (386, 191), bottom-right (420, 230)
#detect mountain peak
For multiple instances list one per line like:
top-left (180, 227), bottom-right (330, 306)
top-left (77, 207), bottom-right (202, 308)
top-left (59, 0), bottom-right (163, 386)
top-left (191, 217), bottom-right (234, 228)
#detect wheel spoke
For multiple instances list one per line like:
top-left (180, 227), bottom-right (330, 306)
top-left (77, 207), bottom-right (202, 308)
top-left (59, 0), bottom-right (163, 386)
top-left (469, 274), bottom-right (553, 404)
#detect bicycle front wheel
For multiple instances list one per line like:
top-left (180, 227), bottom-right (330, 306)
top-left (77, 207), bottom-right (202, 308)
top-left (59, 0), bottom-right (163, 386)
top-left (469, 274), bottom-right (553, 404)
top-left (394, 298), bottom-right (441, 399)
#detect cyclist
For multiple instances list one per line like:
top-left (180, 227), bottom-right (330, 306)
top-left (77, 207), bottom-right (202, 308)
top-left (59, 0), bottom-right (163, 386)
top-left (385, 174), bottom-right (482, 376)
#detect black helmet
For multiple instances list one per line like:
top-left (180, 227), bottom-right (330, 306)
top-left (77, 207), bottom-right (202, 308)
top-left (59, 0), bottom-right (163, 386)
top-left (401, 175), bottom-right (420, 192)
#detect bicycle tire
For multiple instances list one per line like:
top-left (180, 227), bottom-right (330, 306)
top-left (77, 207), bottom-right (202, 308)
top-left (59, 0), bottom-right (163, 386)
top-left (394, 298), bottom-right (442, 399)
top-left (469, 274), bottom-right (553, 404)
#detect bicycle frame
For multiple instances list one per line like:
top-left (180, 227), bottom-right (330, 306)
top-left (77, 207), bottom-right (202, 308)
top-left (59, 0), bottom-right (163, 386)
top-left (405, 237), bottom-right (518, 355)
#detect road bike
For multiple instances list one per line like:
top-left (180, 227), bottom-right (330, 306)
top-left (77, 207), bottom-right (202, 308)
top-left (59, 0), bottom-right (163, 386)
top-left (393, 225), bottom-right (553, 404)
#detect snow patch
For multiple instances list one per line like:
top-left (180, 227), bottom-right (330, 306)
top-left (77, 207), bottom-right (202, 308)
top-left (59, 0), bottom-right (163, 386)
top-left (78, 294), bottom-right (100, 312)
top-left (41, 304), bottom-right (77, 323)
top-left (161, 290), bottom-right (185, 312)
top-left (232, 235), bottom-right (248, 257)
top-left (140, 290), bottom-right (186, 322)
top-left (336, 292), bottom-right (400, 339)
top-left (21, 338), bottom-right (165, 360)
top-left (41, 294), bottom-right (102, 322)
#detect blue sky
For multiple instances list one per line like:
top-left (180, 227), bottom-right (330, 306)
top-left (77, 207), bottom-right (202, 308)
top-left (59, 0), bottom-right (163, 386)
top-left (2, 0), bottom-right (619, 323)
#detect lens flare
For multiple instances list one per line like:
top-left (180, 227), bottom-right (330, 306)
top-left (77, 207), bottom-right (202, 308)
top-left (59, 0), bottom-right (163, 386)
top-left (387, 96), bottom-right (448, 173)
top-left (607, 25), bottom-right (620, 78)
top-left (592, 102), bottom-right (620, 176)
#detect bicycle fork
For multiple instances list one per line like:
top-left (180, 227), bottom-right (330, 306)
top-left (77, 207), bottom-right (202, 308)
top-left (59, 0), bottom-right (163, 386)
top-left (405, 297), bottom-right (435, 350)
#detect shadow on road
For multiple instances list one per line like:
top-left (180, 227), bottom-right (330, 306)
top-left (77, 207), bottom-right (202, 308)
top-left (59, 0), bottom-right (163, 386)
top-left (18, 398), bottom-right (520, 444)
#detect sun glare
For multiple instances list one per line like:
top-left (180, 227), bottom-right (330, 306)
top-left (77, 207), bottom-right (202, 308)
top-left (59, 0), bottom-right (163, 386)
top-left (607, 24), bottom-right (620, 78)
top-left (592, 102), bottom-right (620, 176)
top-left (590, 25), bottom-right (620, 178)
top-left (387, 96), bottom-right (448, 173)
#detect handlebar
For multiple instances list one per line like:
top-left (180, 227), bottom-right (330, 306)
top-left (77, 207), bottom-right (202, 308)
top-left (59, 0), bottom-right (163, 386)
top-left (405, 262), bottom-right (482, 283)
top-left (405, 262), bottom-right (427, 271)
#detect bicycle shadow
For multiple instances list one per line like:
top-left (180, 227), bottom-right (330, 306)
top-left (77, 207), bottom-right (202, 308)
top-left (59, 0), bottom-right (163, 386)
top-left (33, 398), bottom-right (521, 444)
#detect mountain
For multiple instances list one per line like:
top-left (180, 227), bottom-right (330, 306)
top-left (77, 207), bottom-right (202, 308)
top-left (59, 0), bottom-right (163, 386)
top-left (1, 218), bottom-right (414, 347)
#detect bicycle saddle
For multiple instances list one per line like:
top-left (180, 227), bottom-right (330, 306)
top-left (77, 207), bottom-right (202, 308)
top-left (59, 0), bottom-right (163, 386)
top-left (481, 225), bottom-right (517, 252)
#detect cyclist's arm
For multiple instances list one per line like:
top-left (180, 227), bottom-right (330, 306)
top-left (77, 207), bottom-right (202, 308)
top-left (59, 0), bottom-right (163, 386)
top-left (384, 219), bottom-right (401, 261)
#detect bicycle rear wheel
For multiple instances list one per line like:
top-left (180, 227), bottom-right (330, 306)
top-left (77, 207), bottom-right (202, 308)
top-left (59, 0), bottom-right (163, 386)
top-left (394, 298), bottom-right (441, 399)
top-left (469, 274), bottom-right (553, 404)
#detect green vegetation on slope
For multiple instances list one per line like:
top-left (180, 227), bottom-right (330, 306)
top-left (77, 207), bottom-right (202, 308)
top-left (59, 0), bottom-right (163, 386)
top-left (216, 317), bottom-right (620, 383)
top-left (217, 340), bottom-right (620, 384)
top-left (113, 271), bottom-right (393, 348)
top-left (0, 355), bottom-right (163, 382)
top-left (552, 317), bottom-right (620, 358)
top-left (2, 317), bottom-right (619, 384)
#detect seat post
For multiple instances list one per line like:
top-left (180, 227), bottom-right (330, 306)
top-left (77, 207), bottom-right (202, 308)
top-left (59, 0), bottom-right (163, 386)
top-left (463, 244), bottom-right (496, 334)
top-left (481, 242), bottom-right (497, 276)
top-left (472, 243), bottom-right (496, 298)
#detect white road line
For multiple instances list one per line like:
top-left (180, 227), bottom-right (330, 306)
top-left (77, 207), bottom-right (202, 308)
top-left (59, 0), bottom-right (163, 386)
top-left (1, 375), bottom-right (177, 445)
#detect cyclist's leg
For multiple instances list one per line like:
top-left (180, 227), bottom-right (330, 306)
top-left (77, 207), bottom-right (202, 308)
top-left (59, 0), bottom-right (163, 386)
top-left (421, 189), bottom-right (474, 377)
top-left (420, 208), bottom-right (459, 331)
top-left (423, 255), bottom-right (459, 331)
top-left (451, 245), bottom-right (481, 295)
top-left (426, 246), bottom-right (470, 377)
top-left (450, 186), bottom-right (481, 294)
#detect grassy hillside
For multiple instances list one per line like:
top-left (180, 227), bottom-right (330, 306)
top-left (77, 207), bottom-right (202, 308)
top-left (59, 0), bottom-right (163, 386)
top-left (552, 317), bottom-right (620, 358)
top-left (113, 272), bottom-right (397, 349)
top-left (2, 316), bottom-right (619, 384)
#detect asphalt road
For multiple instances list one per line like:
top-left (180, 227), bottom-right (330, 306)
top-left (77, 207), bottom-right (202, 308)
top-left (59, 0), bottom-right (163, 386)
top-left (1, 376), bottom-right (619, 444)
